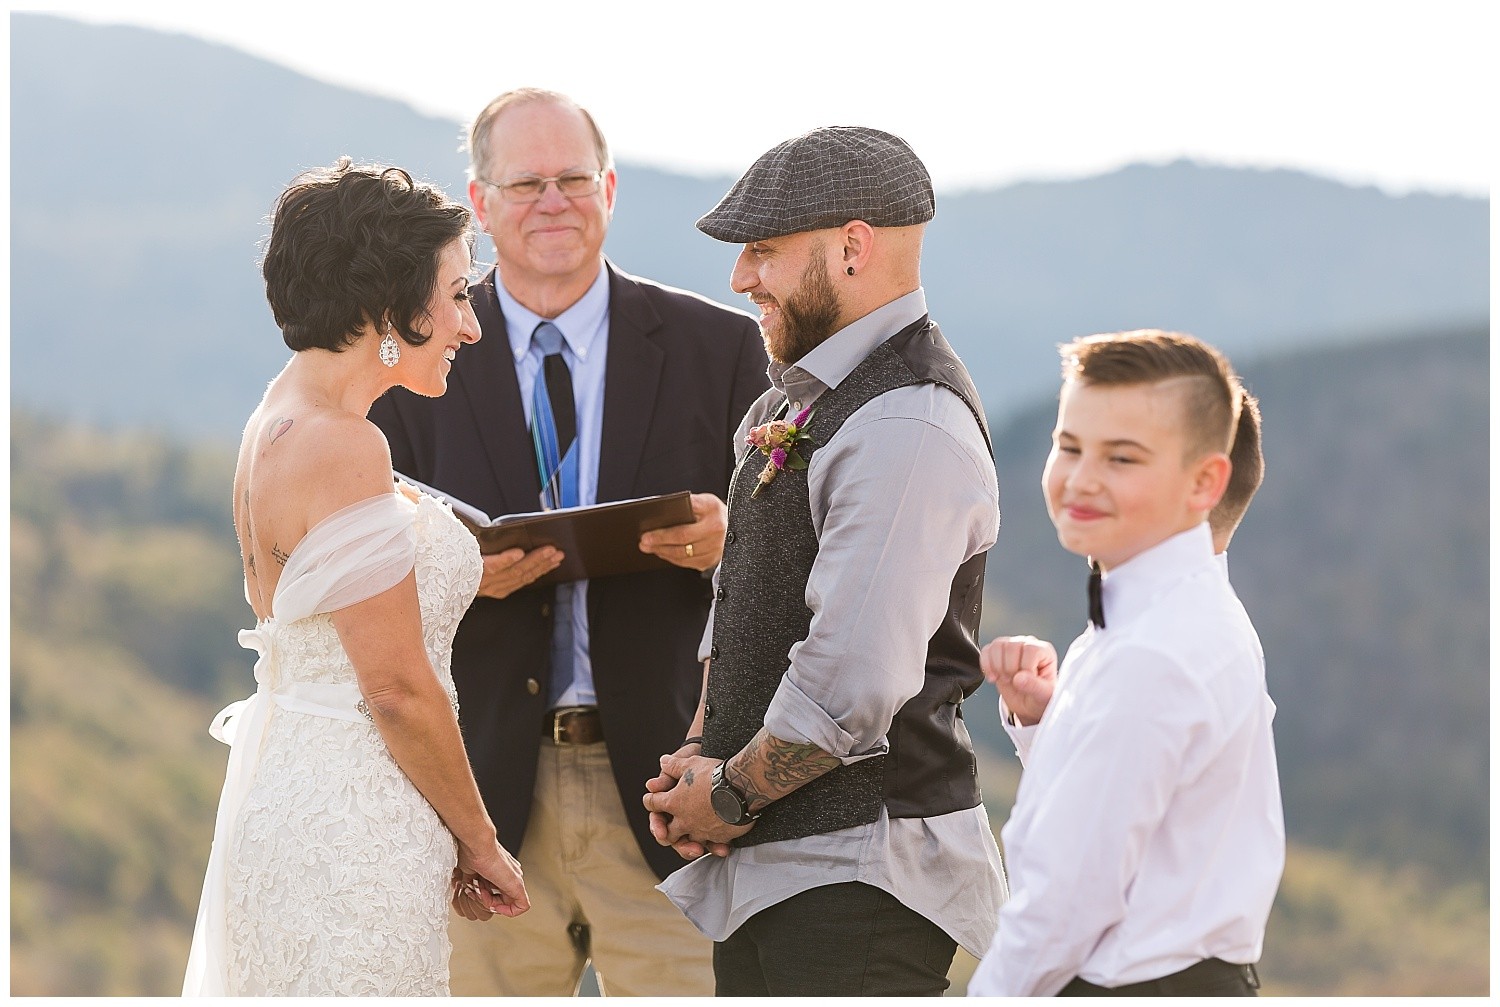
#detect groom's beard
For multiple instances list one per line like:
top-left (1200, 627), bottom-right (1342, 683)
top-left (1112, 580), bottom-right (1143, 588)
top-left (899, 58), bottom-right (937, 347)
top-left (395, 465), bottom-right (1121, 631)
top-left (765, 256), bottom-right (843, 366)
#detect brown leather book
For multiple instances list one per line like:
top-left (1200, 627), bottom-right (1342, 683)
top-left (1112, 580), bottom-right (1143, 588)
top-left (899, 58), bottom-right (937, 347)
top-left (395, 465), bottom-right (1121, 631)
top-left (397, 473), bottom-right (694, 585)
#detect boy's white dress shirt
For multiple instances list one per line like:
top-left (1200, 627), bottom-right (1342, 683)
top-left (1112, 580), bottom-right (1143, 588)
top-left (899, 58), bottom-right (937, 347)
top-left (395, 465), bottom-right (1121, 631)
top-left (969, 523), bottom-right (1284, 996)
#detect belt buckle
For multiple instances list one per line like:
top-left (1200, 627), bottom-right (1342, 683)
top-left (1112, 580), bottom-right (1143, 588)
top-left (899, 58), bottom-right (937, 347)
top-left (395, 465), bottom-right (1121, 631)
top-left (551, 705), bottom-right (591, 745)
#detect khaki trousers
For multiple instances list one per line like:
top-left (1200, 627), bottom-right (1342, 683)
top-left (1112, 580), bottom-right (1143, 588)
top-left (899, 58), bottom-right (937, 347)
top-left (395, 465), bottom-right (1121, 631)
top-left (448, 740), bottom-right (713, 996)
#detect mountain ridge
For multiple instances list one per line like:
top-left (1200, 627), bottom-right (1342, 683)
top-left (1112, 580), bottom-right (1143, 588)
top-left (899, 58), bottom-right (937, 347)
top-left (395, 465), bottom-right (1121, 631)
top-left (10, 12), bottom-right (1488, 438)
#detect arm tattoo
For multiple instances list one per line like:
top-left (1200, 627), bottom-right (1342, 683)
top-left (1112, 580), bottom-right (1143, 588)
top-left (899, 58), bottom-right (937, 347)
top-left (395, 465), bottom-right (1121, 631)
top-left (726, 727), bottom-right (841, 814)
top-left (269, 417), bottom-right (293, 444)
top-left (272, 543), bottom-right (290, 567)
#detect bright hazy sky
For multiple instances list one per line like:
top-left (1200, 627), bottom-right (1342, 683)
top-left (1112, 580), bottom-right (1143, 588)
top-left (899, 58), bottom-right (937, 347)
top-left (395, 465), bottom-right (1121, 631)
top-left (12, 1), bottom-right (1497, 196)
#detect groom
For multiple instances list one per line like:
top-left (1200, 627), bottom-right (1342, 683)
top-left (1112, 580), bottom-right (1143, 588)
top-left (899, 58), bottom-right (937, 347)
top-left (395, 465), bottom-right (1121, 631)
top-left (642, 126), bottom-right (1008, 996)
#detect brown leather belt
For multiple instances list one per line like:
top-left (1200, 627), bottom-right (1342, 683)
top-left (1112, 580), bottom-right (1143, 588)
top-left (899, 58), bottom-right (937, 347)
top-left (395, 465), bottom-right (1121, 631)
top-left (544, 706), bottom-right (603, 745)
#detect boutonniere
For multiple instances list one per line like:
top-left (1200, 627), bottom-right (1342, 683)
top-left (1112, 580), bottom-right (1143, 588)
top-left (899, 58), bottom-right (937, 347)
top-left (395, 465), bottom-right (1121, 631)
top-left (747, 405), bottom-right (815, 497)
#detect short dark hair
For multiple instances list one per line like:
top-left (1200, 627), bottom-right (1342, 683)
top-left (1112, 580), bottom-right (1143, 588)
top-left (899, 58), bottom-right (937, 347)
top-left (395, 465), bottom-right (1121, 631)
top-left (1059, 329), bottom-right (1239, 460)
top-left (262, 157), bottom-right (472, 353)
top-left (1210, 386), bottom-right (1265, 540)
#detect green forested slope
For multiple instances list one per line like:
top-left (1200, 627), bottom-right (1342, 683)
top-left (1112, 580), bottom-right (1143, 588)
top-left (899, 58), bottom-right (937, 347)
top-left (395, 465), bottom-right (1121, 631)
top-left (8, 323), bottom-right (1489, 993)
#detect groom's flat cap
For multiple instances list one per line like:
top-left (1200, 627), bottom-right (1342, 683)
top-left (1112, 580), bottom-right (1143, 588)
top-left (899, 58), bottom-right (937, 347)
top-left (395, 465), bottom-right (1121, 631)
top-left (696, 126), bottom-right (935, 243)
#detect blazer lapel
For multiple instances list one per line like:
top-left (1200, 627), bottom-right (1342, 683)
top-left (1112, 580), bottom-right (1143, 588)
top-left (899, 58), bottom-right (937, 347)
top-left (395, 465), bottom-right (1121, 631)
top-left (596, 262), bottom-right (665, 502)
top-left (454, 270), bottom-right (543, 514)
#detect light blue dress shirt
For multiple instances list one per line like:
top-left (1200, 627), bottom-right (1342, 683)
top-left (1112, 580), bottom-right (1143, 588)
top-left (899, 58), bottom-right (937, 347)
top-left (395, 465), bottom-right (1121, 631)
top-left (495, 264), bottom-right (610, 708)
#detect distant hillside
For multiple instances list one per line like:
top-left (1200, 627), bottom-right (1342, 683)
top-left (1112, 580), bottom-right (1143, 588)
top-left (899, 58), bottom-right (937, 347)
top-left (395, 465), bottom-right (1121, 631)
top-left (7, 359), bottom-right (1487, 991)
top-left (10, 13), bottom-right (1488, 438)
top-left (966, 325), bottom-right (1489, 884)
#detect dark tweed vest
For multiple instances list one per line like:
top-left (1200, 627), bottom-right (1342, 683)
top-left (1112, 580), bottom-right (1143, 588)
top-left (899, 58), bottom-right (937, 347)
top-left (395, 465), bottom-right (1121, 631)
top-left (702, 317), bottom-right (993, 847)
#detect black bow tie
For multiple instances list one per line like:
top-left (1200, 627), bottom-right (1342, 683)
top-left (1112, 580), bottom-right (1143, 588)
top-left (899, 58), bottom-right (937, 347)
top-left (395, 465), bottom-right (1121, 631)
top-left (1088, 561), bottom-right (1106, 629)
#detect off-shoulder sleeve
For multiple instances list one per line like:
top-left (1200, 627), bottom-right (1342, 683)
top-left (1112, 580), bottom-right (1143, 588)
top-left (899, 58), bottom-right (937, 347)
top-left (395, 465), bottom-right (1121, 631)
top-left (272, 492), bottom-right (417, 624)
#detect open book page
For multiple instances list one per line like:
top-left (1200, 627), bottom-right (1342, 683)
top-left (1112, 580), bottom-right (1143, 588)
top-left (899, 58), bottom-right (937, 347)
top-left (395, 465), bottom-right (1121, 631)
top-left (394, 472), bottom-right (695, 584)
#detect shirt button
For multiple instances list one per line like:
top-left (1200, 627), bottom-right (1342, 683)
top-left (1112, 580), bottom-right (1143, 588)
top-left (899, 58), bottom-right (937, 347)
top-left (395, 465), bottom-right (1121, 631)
top-left (541, 602), bottom-right (551, 617)
top-left (526, 678), bottom-right (540, 696)
top-left (793, 401), bottom-right (802, 410)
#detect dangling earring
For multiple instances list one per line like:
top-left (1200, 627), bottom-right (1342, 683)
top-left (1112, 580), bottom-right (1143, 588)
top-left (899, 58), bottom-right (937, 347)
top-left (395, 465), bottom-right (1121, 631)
top-left (378, 323), bottom-right (400, 367)
top-left (846, 266), bottom-right (855, 276)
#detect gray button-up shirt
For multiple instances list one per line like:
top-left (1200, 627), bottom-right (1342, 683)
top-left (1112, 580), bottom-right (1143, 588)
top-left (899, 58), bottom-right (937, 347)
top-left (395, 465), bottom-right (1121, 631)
top-left (660, 288), bottom-right (1008, 958)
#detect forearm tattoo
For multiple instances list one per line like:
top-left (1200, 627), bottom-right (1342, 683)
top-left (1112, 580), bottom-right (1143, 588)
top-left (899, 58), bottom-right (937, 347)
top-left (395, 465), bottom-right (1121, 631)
top-left (272, 543), bottom-right (290, 567)
top-left (726, 727), bottom-right (841, 813)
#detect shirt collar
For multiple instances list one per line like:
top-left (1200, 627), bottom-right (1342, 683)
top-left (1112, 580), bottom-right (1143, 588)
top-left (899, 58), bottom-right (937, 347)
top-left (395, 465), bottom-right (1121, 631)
top-left (499, 260), bottom-right (610, 364)
top-left (770, 287), bottom-right (928, 404)
top-left (1098, 522), bottom-right (1218, 628)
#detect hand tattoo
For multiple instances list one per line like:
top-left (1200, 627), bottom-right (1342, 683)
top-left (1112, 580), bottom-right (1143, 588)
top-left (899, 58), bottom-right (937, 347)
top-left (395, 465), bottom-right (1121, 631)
top-left (682, 768), bottom-right (695, 787)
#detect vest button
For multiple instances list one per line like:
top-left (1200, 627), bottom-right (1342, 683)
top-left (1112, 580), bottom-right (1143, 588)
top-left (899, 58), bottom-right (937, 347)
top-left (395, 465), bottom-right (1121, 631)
top-left (711, 645), bottom-right (720, 660)
top-left (526, 678), bottom-right (540, 696)
top-left (725, 530), bottom-right (736, 545)
top-left (541, 602), bottom-right (551, 618)
top-left (704, 703), bottom-right (714, 719)
top-left (715, 587), bottom-right (726, 601)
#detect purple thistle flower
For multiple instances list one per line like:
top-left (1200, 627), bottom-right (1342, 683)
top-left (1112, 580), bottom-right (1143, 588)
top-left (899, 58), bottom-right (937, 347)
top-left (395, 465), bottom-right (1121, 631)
top-left (770, 447), bottom-right (789, 469)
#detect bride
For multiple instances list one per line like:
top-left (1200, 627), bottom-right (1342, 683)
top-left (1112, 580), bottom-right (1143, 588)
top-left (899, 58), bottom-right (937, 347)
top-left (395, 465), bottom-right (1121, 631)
top-left (183, 159), bottom-right (528, 996)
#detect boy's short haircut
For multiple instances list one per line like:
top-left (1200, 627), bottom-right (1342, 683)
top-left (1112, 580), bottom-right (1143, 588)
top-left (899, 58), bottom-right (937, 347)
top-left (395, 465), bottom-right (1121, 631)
top-left (1210, 386), bottom-right (1265, 540)
top-left (1059, 329), bottom-right (1239, 460)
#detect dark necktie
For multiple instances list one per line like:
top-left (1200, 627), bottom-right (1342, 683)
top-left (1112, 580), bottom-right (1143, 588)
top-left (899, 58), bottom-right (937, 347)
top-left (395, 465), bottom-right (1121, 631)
top-left (530, 322), bottom-right (578, 511)
top-left (530, 321), bottom-right (579, 705)
top-left (1088, 560), bottom-right (1106, 629)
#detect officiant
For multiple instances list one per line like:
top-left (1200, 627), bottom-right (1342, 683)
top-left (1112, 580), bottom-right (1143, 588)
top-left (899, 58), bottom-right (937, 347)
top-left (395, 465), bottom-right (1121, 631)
top-left (369, 88), bottom-right (767, 996)
top-left (642, 126), bottom-right (1008, 996)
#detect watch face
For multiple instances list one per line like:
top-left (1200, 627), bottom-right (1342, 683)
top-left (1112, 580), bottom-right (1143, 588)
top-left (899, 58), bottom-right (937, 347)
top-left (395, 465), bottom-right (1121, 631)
top-left (711, 781), bottom-right (746, 824)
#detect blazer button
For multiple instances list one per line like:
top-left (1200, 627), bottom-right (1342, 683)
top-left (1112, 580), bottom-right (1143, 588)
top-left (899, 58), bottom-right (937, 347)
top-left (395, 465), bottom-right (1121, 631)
top-left (711, 645), bottom-right (720, 660)
top-left (526, 678), bottom-right (540, 696)
top-left (541, 602), bottom-right (551, 618)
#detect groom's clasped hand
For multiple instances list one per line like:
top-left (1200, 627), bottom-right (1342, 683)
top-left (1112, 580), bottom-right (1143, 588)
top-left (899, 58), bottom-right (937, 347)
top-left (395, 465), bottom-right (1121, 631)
top-left (643, 750), bottom-right (746, 860)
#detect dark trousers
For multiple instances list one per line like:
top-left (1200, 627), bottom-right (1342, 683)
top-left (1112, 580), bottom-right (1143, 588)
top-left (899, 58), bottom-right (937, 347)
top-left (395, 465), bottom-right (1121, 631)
top-left (1059, 958), bottom-right (1259, 996)
top-left (713, 881), bottom-right (957, 996)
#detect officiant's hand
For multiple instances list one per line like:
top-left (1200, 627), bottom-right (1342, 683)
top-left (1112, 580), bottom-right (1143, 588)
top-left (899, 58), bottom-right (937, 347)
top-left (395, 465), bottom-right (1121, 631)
top-left (643, 753), bottom-right (755, 847)
top-left (645, 741), bottom-right (732, 860)
top-left (476, 546), bottom-right (563, 600)
top-left (639, 493), bottom-right (726, 572)
top-left (982, 635), bottom-right (1058, 728)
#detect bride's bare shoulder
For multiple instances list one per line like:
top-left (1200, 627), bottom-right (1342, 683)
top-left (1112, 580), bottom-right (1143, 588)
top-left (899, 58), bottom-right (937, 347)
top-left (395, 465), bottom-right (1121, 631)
top-left (244, 402), bottom-right (393, 516)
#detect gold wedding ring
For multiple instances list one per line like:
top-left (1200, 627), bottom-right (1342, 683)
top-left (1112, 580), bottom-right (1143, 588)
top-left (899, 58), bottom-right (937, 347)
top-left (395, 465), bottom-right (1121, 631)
top-left (685, 542), bottom-right (695, 558)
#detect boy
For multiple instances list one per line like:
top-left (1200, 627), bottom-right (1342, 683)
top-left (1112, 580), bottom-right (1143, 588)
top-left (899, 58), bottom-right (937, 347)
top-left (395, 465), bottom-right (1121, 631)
top-left (968, 331), bottom-right (1283, 996)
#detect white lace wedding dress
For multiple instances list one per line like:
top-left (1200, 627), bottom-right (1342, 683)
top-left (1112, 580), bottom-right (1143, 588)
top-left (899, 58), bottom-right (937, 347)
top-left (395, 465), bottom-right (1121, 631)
top-left (183, 490), bottom-right (481, 996)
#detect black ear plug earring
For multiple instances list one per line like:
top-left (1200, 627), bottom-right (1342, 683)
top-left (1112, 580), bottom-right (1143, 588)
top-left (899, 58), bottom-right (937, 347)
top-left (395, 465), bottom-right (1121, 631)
top-left (846, 266), bottom-right (855, 276)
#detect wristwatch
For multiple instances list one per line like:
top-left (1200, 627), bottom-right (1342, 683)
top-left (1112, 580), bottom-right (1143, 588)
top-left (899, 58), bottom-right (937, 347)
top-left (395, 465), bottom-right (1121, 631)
top-left (710, 763), bottom-right (761, 826)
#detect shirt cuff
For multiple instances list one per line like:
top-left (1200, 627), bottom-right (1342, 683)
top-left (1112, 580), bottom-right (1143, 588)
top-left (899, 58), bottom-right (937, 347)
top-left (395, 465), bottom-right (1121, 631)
top-left (764, 675), bottom-right (888, 764)
top-left (999, 696), bottom-right (1039, 764)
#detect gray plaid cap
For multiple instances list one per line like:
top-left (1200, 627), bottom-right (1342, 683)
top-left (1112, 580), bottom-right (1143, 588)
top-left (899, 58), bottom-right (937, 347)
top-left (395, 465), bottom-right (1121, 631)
top-left (696, 126), bottom-right (935, 243)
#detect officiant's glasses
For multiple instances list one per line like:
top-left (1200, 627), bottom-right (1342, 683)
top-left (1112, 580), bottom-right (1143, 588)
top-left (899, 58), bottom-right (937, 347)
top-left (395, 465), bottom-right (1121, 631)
top-left (477, 169), bottom-right (605, 203)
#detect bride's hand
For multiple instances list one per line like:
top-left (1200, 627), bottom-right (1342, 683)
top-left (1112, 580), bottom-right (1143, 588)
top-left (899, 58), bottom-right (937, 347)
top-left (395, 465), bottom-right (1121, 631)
top-left (455, 840), bottom-right (529, 920)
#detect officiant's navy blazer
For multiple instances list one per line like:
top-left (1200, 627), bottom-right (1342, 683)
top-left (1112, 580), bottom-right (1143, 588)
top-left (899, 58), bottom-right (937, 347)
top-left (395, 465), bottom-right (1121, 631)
top-left (370, 261), bottom-right (767, 879)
